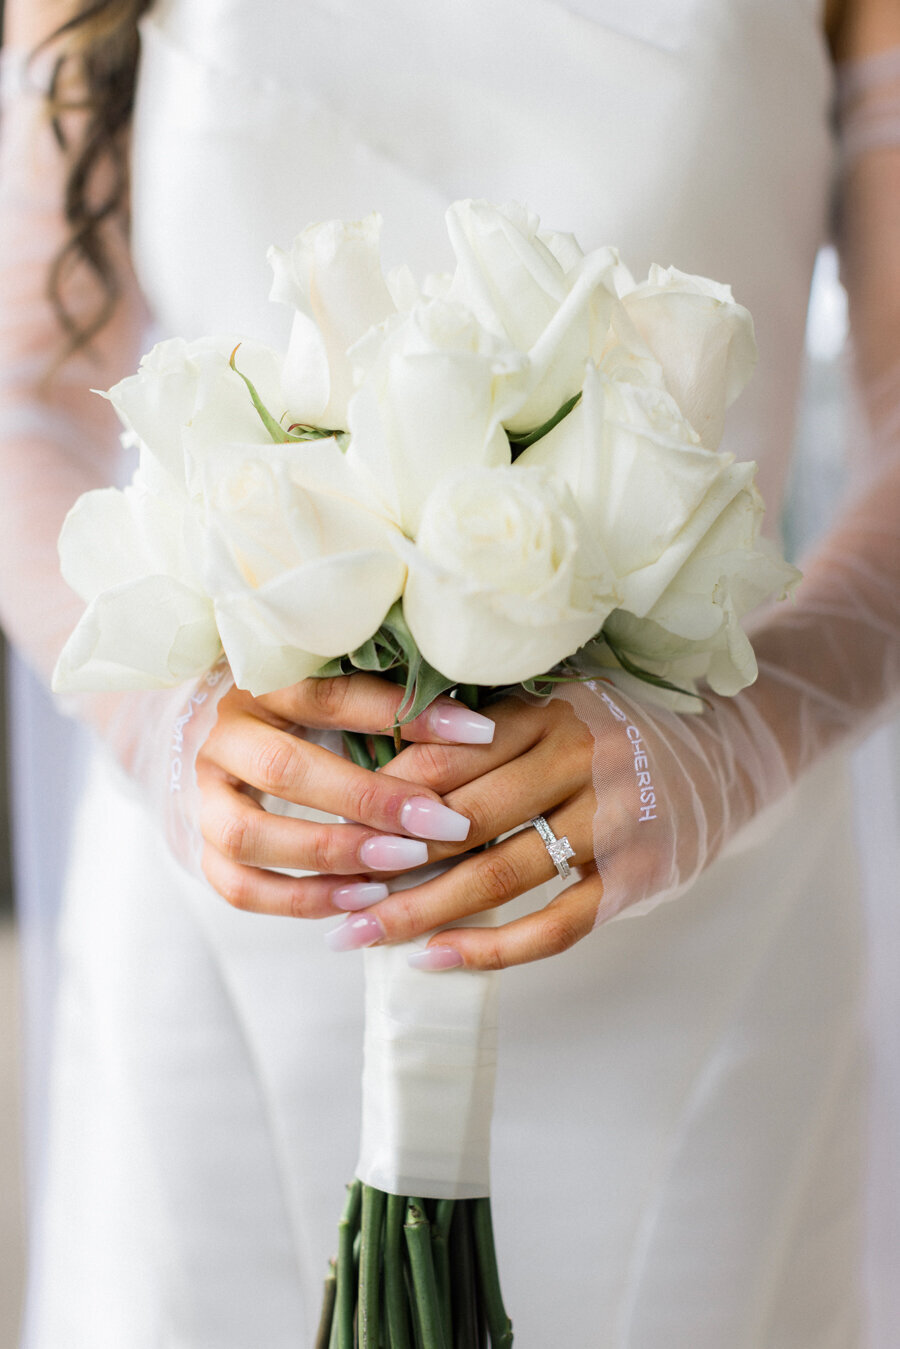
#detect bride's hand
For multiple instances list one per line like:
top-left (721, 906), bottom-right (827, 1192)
top-left (320, 682), bottom-right (778, 970)
top-left (195, 675), bottom-right (495, 916)
top-left (318, 695), bottom-right (604, 969)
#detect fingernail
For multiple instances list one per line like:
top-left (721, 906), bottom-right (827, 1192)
top-left (331, 882), bottom-right (390, 911)
top-left (400, 796), bottom-right (470, 842)
top-left (324, 913), bottom-right (385, 952)
top-left (428, 701), bottom-right (495, 744)
top-left (360, 835), bottom-right (429, 870)
top-left (407, 945), bottom-right (464, 972)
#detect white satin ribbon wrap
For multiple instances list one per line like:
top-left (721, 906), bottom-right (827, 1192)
top-left (356, 868), bottom-right (499, 1198)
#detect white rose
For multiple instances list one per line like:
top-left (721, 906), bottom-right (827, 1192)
top-left (52, 462), bottom-right (221, 691)
top-left (201, 438), bottom-right (406, 695)
top-left (54, 331), bottom-right (406, 695)
top-left (522, 364), bottom-right (799, 697)
top-left (521, 361), bottom-right (735, 617)
top-left (445, 199), bottom-right (622, 433)
top-left (618, 265), bottom-right (757, 449)
top-left (347, 298), bottom-right (528, 536)
top-left (397, 465), bottom-right (619, 685)
top-left (269, 214), bottom-right (395, 429)
top-left (602, 484), bottom-right (800, 697)
top-left (54, 335), bottom-right (294, 692)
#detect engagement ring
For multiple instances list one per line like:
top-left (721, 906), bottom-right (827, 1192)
top-left (530, 815), bottom-right (576, 880)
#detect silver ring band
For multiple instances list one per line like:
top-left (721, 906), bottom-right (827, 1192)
top-left (530, 815), bottom-right (576, 880)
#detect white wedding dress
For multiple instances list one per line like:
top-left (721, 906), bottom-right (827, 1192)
top-left (18, 1), bottom-right (885, 1345)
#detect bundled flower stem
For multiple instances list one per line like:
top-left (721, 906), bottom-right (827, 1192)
top-left (318, 715), bottom-right (513, 1347)
top-left (317, 1182), bottom-right (512, 1348)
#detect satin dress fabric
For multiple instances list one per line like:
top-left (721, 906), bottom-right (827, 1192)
top-left (23, 2), bottom-right (873, 1345)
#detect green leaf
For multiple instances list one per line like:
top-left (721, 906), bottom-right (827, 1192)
top-left (229, 344), bottom-right (303, 445)
top-left (507, 391), bottom-right (582, 454)
top-left (396, 659), bottom-right (457, 726)
top-left (602, 635), bottom-right (708, 706)
top-left (308, 602), bottom-right (458, 731)
top-left (380, 602), bottom-right (419, 666)
top-left (314, 656), bottom-right (354, 679)
top-left (345, 638), bottom-right (386, 672)
top-left (229, 345), bottom-right (346, 446)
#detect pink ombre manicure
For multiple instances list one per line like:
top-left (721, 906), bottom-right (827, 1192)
top-left (324, 913), bottom-right (385, 952)
top-left (332, 882), bottom-right (389, 911)
top-left (400, 796), bottom-right (470, 842)
top-left (427, 701), bottom-right (495, 744)
top-left (407, 945), bottom-right (464, 972)
top-left (360, 835), bottom-right (429, 870)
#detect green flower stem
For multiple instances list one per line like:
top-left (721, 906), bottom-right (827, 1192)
top-left (404, 1200), bottom-right (448, 1349)
top-left (431, 1199), bottom-right (455, 1336)
top-left (328, 1300), bottom-right (339, 1349)
top-left (373, 734), bottom-right (396, 769)
top-left (454, 684), bottom-right (480, 712)
top-left (359, 1185), bottom-right (387, 1348)
top-left (447, 1202), bottom-right (478, 1349)
top-left (472, 1198), bottom-right (513, 1348)
top-left (343, 730), bottom-right (377, 771)
top-left (336, 1180), bottom-right (363, 1349)
top-left (315, 1261), bottom-right (337, 1349)
top-left (385, 1193), bottom-right (412, 1349)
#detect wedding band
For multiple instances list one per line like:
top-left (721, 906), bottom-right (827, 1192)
top-left (530, 815), bottom-right (576, 880)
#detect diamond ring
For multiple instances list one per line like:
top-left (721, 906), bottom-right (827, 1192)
top-left (530, 815), bottom-right (576, 880)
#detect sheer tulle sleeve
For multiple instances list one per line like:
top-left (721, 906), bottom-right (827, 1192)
top-left (560, 47), bottom-right (900, 921)
top-left (0, 49), bottom-right (230, 871)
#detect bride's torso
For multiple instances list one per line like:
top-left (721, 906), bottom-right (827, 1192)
top-left (131, 0), bottom-right (834, 520)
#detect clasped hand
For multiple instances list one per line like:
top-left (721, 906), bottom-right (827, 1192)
top-left (197, 672), bottom-right (747, 969)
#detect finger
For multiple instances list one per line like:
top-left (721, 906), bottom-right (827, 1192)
top-left (412, 869), bottom-right (606, 970)
top-left (325, 801), bottom-right (594, 949)
top-left (206, 712), bottom-right (472, 843)
top-left (385, 697), bottom-right (555, 796)
top-left (200, 777), bottom-right (434, 875)
top-left (201, 845), bottom-right (350, 919)
top-left (254, 675), bottom-right (496, 745)
top-left (440, 734), bottom-right (594, 850)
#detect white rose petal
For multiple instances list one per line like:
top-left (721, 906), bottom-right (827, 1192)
top-left (621, 265), bottom-right (758, 449)
top-left (269, 214), bottom-right (395, 429)
top-left (53, 575), bottom-right (221, 692)
top-left (601, 484), bottom-right (801, 696)
top-left (521, 362), bottom-right (734, 614)
top-left (347, 299), bottom-right (527, 535)
top-left (446, 199), bottom-right (621, 432)
top-left (200, 440), bottom-right (406, 695)
top-left (59, 476), bottom-right (204, 602)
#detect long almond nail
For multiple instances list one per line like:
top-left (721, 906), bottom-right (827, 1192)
top-left (360, 836), bottom-right (429, 870)
top-left (332, 882), bottom-right (390, 911)
top-left (428, 701), bottom-right (495, 744)
top-left (407, 945), bottom-right (464, 971)
top-left (400, 796), bottom-right (470, 842)
top-left (324, 913), bottom-right (385, 952)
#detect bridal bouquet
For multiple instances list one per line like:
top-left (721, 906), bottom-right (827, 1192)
top-left (54, 200), bottom-right (798, 1346)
